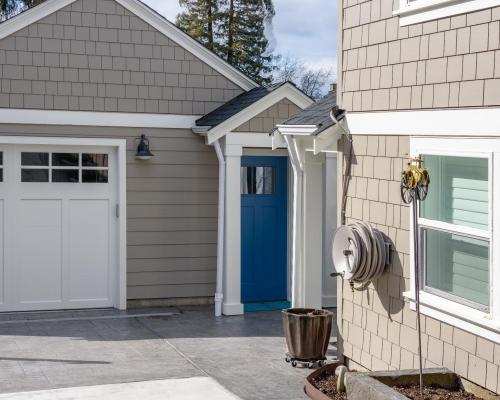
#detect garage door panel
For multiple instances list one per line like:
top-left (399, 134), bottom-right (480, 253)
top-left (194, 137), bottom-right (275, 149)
top-left (20, 200), bottom-right (62, 227)
top-left (69, 201), bottom-right (109, 301)
top-left (0, 200), bottom-right (4, 306)
top-left (7, 145), bottom-right (117, 312)
top-left (70, 200), bottom-right (109, 227)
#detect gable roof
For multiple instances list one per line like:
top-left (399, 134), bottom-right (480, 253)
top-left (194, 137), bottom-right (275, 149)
top-left (195, 82), bottom-right (295, 128)
top-left (280, 89), bottom-right (337, 136)
top-left (0, 0), bottom-right (258, 91)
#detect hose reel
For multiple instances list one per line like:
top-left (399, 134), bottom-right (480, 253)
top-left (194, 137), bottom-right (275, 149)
top-left (331, 222), bottom-right (393, 291)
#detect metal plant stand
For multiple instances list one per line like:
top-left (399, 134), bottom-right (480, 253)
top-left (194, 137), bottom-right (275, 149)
top-left (401, 156), bottom-right (430, 396)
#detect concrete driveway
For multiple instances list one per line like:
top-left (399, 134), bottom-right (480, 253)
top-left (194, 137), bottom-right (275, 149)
top-left (0, 305), bottom-right (337, 400)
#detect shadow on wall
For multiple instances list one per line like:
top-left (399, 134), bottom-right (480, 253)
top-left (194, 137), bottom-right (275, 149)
top-left (356, 248), bottom-right (404, 322)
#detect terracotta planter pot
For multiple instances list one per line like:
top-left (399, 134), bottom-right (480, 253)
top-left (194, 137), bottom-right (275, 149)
top-left (304, 362), bottom-right (344, 400)
top-left (282, 308), bottom-right (333, 361)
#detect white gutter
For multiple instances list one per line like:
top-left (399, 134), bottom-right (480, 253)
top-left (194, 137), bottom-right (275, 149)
top-left (276, 124), bottom-right (318, 135)
top-left (213, 140), bottom-right (225, 317)
top-left (283, 134), bottom-right (303, 308)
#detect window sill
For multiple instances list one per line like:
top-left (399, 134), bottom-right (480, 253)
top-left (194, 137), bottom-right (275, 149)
top-left (403, 290), bottom-right (500, 343)
top-left (393, 0), bottom-right (499, 26)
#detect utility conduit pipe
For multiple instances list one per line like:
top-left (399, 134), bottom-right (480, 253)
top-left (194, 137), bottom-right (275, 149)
top-left (214, 140), bottom-right (225, 317)
top-left (284, 135), bottom-right (303, 308)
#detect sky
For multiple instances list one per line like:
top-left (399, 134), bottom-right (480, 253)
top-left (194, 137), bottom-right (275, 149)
top-left (141, 0), bottom-right (337, 85)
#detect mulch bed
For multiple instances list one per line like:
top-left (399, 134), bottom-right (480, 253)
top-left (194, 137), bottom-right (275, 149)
top-left (310, 370), bottom-right (347, 400)
top-left (393, 384), bottom-right (480, 400)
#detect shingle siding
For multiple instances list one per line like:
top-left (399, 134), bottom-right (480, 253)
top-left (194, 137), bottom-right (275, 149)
top-left (338, 135), bottom-right (500, 393)
top-left (340, 0), bottom-right (500, 111)
top-left (0, 0), bottom-right (244, 114)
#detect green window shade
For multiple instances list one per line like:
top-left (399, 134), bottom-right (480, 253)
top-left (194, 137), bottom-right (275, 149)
top-left (420, 155), bottom-right (489, 231)
top-left (425, 229), bottom-right (490, 307)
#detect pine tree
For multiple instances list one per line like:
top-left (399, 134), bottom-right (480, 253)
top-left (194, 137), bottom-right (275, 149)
top-left (176, 0), bottom-right (275, 85)
top-left (1, 0), bottom-right (37, 21)
top-left (176, 0), bottom-right (222, 56)
top-left (222, 0), bottom-right (274, 84)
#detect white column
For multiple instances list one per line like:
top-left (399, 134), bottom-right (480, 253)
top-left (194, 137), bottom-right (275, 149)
top-left (222, 144), bottom-right (244, 315)
top-left (322, 152), bottom-right (338, 308)
top-left (301, 150), bottom-right (325, 309)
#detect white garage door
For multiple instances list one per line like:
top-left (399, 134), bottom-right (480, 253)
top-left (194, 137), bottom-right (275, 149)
top-left (0, 145), bottom-right (117, 312)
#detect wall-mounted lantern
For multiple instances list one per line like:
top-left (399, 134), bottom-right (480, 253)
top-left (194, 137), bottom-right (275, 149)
top-left (135, 134), bottom-right (154, 160)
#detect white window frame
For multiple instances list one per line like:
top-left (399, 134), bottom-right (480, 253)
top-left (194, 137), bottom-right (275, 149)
top-left (393, 0), bottom-right (499, 26)
top-left (407, 137), bottom-right (500, 343)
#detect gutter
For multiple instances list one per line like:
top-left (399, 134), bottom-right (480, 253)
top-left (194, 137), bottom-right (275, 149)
top-left (213, 140), bottom-right (225, 317)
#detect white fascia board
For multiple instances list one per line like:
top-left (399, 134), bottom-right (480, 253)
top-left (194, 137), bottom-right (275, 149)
top-left (225, 132), bottom-right (281, 148)
top-left (192, 126), bottom-right (211, 135)
top-left (117, 0), bottom-right (257, 91)
top-left (275, 125), bottom-right (319, 136)
top-left (345, 108), bottom-right (500, 136)
top-left (0, 109), bottom-right (201, 129)
top-left (272, 129), bottom-right (286, 150)
top-left (394, 0), bottom-right (498, 26)
top-left (313, 125), bottom-right (341, 154)
top-left (206, 83), bottom-right (315, 144)
top-left (0, 0), bottom-right (75, 38)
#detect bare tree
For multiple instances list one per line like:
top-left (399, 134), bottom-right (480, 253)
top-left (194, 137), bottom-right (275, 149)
top-left (299, 66), bottom-right (334, 99)
top-left (272, 52), bottom-right (334, 98)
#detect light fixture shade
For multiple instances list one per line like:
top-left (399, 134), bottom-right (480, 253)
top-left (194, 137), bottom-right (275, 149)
top-left (135, 134), bottom-right (154, 160)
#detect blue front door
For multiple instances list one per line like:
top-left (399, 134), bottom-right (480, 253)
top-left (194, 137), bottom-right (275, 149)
top-left (241, 156), bottom-right (288, 302)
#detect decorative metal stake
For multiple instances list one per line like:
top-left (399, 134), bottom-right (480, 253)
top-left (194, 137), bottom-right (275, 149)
top-left (401, 156), bottom-right (430, 396)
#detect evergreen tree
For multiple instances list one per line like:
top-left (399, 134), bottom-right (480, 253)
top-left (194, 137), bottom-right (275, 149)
top-left (176, 0), bottom-right (275, 85)
top-left (222, 0), bottom-right (274, 84)
top-left (176, 0), bottom-right (222, 55)
top-left (1, 0), bottom-right (36, 21)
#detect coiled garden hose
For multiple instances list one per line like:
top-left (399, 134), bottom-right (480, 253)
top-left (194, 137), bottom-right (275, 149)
top-left (331, 221), bottom-right (388, 291)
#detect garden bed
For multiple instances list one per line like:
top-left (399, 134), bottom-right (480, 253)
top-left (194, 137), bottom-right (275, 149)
top-left (392, 383), bottom-right (478, 400)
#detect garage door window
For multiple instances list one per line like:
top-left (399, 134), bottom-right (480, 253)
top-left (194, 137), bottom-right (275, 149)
top-left (21, 152), bottom-right (108, 183)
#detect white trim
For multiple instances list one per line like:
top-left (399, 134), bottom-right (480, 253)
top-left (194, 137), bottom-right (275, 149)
top-left (0, 135), bottom-right (127, 310)
top-left (0, 109), bottom-right (201, 129)
top-left (225, 132), bottom-right (287, 148)
top-left (313, 125), bottom-right (342, 155)
top-left (419, 218), bottom-right (490, 240)
top-left (410, 136), bottom-right (500, 342)
top-left (206, 84), bottom-right (314, 144)
top-left (242, 148), bottom-right (288, 156)
top-left (0, 0), bottom-right (257, 92)
top-left (345, 108), bottom-right (500, 136)
top-left (405, 291), bottom-right (500, 343)
top-left (276, 125), bottom-right (319, 136)
top-left (0, 0), bottom-right (74, 38)
top-left (394, 0), bottom-right (499, 26)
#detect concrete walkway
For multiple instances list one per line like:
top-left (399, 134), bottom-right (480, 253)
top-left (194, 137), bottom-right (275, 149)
top-left (0, 305), bottom-right (337, 400)
top-left (0, 377), bottom-right (240, 399)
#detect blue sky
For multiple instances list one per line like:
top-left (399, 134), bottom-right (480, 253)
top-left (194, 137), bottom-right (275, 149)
top-left (141, 0), bottom-right (337, 83)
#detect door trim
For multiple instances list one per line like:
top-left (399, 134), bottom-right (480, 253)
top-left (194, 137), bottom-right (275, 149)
top-left (0, 136), bottom-right (127, 310)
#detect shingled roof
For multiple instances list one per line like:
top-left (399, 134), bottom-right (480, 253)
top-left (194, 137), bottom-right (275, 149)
top-left (195, 82), bottom-right (299, 128)
top-left (280, 89), bottom-right (337, 136)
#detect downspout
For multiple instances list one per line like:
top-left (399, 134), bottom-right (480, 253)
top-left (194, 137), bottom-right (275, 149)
top-left (284, 135), bottom-right (303, 308)
top-left (214, 140), bottom-right (225, 317)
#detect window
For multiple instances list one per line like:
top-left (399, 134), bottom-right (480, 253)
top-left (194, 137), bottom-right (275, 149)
top-left (420, 155), bottom-right (490, 311)
top-left (241, 167), bottom-right (275, 195)
top-left (408, 137), bottom-right (500, 342)
top-left (393, 0), bottom-right (494, 26)
top-left (21, 152), bottom-right (108, 183)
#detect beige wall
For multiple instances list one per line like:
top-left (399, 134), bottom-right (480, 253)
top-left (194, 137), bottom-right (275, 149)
top-left (0, 123), bottom-right (219, 301)
top-left (0, 0), bottom-right (244, 115)
top-left (339, 134), bottom-right (500, 393)
top-left (233, 98), bottom-right (301, 132)
top-left (340, 0), bottom-right (500, 111)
